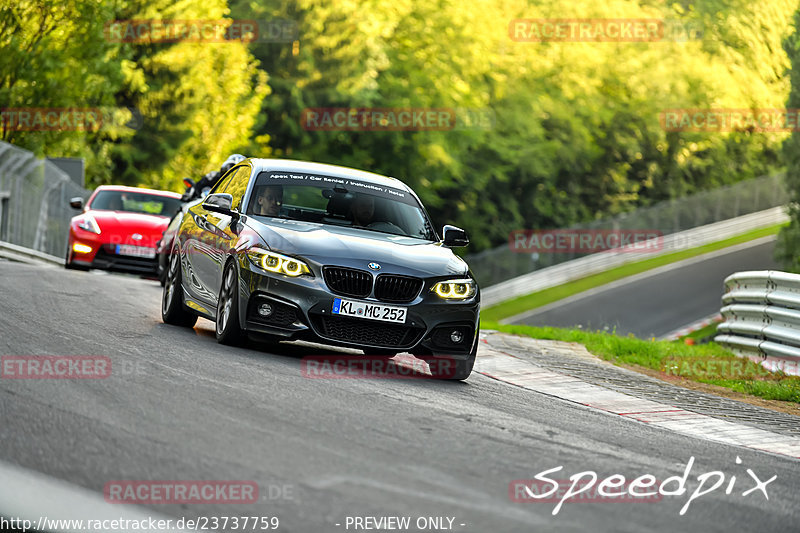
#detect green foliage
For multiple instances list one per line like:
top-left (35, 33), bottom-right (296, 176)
top-left (4, 0), bottom-right (795, 249)
top-left (0, 0), bottom-right (130, 184)
top-left (2, 0), bottom-right (268, 189)
top-left (234, 0), bottom-right (794, 251)
top-left (113, 0), bottom-right (270, 191)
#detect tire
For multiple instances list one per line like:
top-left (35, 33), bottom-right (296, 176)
top-left (216, 260), bottom-right (244, 345)
top-left (157, 246), bottom-right (170, 286)
top-left (158, 261), bottom-right (166, 286)
top-left (161, 246), bottom-right (197, 327)
top-left (426, 327), bottom-right (479, 381)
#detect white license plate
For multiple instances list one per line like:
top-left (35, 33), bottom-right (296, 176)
top-left (332, 298), bottom-right (407, 324)
top-left (116, 245), bottom-right (156, 258)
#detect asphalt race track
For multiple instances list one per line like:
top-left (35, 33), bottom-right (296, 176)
top-left (510, 239), bottom-right (779, 338)
top-left (1, 259), bottom-right (798, 532)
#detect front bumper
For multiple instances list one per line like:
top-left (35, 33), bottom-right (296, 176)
top-left (237, 258), bottom-right (480, 354)
top-left (88, 246), bottom-right (158, 274)
top-left (69, 234), bottom-right (158, 275)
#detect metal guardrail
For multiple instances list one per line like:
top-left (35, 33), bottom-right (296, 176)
top-left (0, 240), bottom-right (64, 266)
top-left (467, 172), bottom-right (788, 288)
top-left (715, 270), bottom-right (800, 376)
top-left (485, 206), bottom-right (787, 309)
top-left (0, 141), bottom-right (89, 259)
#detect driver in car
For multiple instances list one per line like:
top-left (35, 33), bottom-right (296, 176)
top-left (108, 194), bottom-right (123, 211)
top-left (255, 185), bottom-right (283, 216)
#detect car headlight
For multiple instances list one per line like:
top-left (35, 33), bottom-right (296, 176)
top-left (246, 247), bottom-right (312, 277)
top-left (432, 279), bottom-right (476, 300)
top-left (77, 214), bottom-right (101, 234)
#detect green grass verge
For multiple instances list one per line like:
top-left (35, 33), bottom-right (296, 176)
top-left (481, 223), bottom-right (785, 323)
top-left (680, 321), bottom-right (722, 342)
top-left (483, 322), bottom-right (800, 404)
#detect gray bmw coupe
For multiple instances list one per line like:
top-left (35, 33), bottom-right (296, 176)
top-left (161, 158), bottom-right (480, 379)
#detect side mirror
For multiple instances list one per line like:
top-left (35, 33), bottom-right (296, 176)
top-left (442, 225), bottom-right (469, 247)
top-left (182, 177), bottom-right (196, 191)
top-left (203, 193), bottom-right (237, 218)
top-left (69, 197), bottom-right (84, 210)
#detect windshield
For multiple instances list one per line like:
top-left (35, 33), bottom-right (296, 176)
top-left (89, 190), bottom-right (182, 217)
top-left (247, 171), bottom-right (436, 241)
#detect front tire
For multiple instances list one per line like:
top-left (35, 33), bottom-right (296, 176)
top-left (216, 261), bottom-right (244, 345)
top-left (157, 244), bottom-right (170, 286)
top-left (158, 259), bottom-right (167, 286)
top-left (161, 246), bottom-right (197, 327)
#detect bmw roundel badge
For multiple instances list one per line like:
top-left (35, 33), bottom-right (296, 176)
top-left (368, 262), bottom-right (381, 271)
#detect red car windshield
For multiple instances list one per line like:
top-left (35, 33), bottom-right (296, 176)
top-left (89, 190), bottom-right (181, 217)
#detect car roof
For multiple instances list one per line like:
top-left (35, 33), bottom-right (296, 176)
top-left (246, 158), bottom-right (411, 192)
top-left (93, 185), bottom-right (182, 199)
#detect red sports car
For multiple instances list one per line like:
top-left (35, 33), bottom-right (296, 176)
top-left (66, 185), bottom-right (183, 274)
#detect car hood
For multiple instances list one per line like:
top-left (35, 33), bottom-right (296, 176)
top-left (246, 217), bottom-right (469, 277)
top-left (87, 210), bottom-right (170, 246)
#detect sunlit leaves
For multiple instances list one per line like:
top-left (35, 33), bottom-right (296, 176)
top-left (230, 0), bottom-right (794, 252)
top-left (6, 0), bottom-right (794, 253)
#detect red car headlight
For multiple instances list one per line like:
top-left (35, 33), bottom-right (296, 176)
top-left (76, 214), bottom-right (101, 234)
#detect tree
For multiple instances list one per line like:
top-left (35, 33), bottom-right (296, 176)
top-left (233, 0), bottom-right (795, 253)
top-left (1, 0), bottom-right (270, 190)
top-left (0, 0), bottom-right (132, 184)
top-left (11, 0), bottom-right (789, 252)
top-left (109, 0), bottom-right (270, 190)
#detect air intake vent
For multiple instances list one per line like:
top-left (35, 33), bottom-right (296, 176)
top-left (375, 275), bottom-right (423, 303)
top-left (312, 315), bottom-right (424, 348)
top-left (323, 267), bottom-right (373, 298)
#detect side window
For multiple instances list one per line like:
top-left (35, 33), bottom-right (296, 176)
top-left (209, 167), bottom-right (237, 195)
top-left (225, 165), bottom-right (252, 211)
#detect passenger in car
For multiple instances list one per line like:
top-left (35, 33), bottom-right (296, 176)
top-left (350, 193), bottom-right (376, 227)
